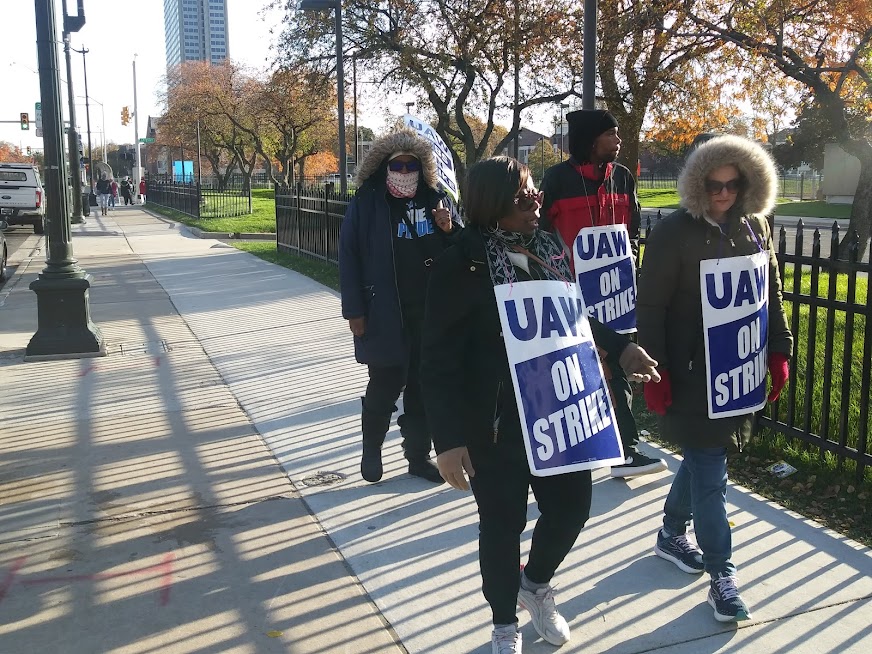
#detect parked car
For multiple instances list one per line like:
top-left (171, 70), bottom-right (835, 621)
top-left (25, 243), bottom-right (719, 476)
top-left (0, 163), bottom-right (46, 234)
top-left (0, 219), bottom-right (8, 283)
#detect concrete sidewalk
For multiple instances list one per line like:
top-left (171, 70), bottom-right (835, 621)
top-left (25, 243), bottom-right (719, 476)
top-left (1, 206), bottom-right (870, 653)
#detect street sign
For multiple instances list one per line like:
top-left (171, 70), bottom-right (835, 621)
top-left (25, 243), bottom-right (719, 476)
top-left (35, 102), bottom-right (42, 129)
top-left (138, 137), bottom-right (155, 143)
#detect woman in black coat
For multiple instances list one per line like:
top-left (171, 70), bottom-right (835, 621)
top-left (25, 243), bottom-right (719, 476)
top-left (339, 128), bottom-right (459, 484)
top-left (421, 157), bottom-right (659, 653)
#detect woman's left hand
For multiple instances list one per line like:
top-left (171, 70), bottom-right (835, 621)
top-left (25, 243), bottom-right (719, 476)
top-left (618, 343), bottom-right (661, 383)
top-left (436, 446), bottom-right (475, 491)
top-left (433, 200), bottom-right (452, 233)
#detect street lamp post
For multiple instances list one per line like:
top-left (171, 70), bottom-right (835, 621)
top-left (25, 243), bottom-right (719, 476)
top-left (298, 0), bottom-right (347, 194)
top-left (70, 45), bottom-right (94, 201)
top-left (582, 0), bottom-right (597, 109)
top-left (62, 41), bottom-right (84, 221)
top-left (133, 54), bottom-right (142, 194)
top-left (77, 96), bottom-right (105, 161)
top-left (28, 0), bottom-right (104, 359)
top-left (559, 103), bottom-right (568, 161)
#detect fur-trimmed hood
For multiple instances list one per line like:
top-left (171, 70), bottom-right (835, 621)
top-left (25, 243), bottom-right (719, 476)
top-left (356, 127), bottom-right (439, 189)
top-left (677, 135), bottom-right (778, 219)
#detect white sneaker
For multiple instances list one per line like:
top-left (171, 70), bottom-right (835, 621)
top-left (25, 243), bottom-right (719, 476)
top-left (517, 583), bottom-right (571, 645)
top-left (491, 624), bottom-right (522, 654)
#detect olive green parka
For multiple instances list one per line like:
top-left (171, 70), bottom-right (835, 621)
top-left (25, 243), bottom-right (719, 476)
top-left (637, 135), bottom-right (793, 451)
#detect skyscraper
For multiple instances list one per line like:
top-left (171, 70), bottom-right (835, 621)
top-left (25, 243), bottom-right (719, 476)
top-left (164, 0), bottom-right (230, 69)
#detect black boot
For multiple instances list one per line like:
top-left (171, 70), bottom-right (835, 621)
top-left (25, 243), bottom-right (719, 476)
top-left (398, 414), bottom-right (444, 484)
top-left (360, 398), bottom-right (391, 482)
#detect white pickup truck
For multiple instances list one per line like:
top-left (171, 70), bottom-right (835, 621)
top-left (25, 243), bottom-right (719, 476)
top-left (0, 163), bottom-right (46, 234)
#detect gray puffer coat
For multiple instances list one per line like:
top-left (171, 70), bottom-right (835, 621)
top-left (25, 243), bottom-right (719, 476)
top-left (637, 135), bottom-right (793, 451)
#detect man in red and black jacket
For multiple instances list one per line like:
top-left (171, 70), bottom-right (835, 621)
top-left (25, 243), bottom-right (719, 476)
top-left (542, 109), bottom-right (666, 478)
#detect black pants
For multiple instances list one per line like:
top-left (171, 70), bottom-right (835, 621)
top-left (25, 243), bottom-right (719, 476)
top-left (607, 358), bottom-right (639, 453)
top-left (363, 326), bottom-right (430, 461)
top-left (469, 443), bottom-right (592, 625)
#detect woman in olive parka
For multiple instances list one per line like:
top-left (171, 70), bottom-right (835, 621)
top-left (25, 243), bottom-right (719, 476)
top-left (637, 134), bottom-right (792, 624)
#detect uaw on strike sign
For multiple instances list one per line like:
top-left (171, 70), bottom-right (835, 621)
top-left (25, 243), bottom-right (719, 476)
top-left (700, 251), bottom-right (770, 419)
top-left (495, 280), bottom-right (625, 476)
top-left (573, 225), bottom-right (637, 334)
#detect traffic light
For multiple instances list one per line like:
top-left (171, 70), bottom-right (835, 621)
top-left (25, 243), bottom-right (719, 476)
top-left (26, 146), bottom-right (32, 156)
top-left (20, 112), bottom-right (29, 130)
top-left (121, 106), bottom-right (130, 126)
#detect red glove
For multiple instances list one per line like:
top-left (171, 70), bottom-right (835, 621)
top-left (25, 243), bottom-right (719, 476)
top-left (767, 352), bottom-right (790, 402)
top-left (644, 369), bottom-right (672, 416)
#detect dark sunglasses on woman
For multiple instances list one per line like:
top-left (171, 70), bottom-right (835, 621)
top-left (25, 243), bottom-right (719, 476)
top-left (514, 188), bottom-right (542, 212)
top-left (388, 159), bottom-right (422, 172)
top-left (704, 178), bottom-right (743, 195)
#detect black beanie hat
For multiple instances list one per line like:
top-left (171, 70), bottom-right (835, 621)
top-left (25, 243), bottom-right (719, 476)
top-left (566, 110), bottom-right (619, 162)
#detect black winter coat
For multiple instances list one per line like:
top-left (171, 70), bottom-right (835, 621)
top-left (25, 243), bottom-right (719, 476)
top-left (339, 176), bottom-right (450, 367)
top-left (421, 227), bottom-right (631, 457)
top-left (637, 209), bottom-right (793, 451)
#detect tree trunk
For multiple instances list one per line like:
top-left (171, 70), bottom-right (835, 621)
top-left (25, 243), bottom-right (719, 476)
top-left (839, 155), bottom-right (872, 260)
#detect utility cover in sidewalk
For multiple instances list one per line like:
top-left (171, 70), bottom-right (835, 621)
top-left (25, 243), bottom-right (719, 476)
top-left (120, 340), bottom-right (171, 356)
top-left (299, 471), bottom-right (346, 487)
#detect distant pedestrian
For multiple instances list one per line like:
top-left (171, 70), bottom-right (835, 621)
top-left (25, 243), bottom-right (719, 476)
top-left (339, 127), bottom-right (459, 484)
top-left (139, 178), bottom-right (147, 205)
top-left (541, 109), bottom-right (666, 479)
top-left (95, 174), bottom-right (112, 216)
top-left (120, 177), bottom-right (134, 205)
top-left (109, 179), bottom-right (118, 209)
top-left (637, 134), bottom-right (793, 623)
top-left (421, 156), bottom-right (661, 653)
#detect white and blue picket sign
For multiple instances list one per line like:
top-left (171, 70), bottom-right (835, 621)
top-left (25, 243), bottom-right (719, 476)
top-left (403, 114), bottom-right (460, 205)
top-left (700, 251), bottom-right (770, 419)
top-left (572, 225), bottom-right (637, 334)
top-left (495, 280), bottom-right (625, 476)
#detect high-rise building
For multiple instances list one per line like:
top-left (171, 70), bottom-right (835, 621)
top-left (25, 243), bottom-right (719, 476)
top-left (164, 0), bottom-right (230, 69)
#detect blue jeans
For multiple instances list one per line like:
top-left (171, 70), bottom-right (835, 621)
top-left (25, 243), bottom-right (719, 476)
top-left (662, 446), bottom-right (735, 576)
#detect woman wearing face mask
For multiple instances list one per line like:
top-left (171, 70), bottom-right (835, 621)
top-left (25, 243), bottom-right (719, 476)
top-left (421, 157), bottom-right (660, 653)
top-left (339, 127), bottom-right (459, 484)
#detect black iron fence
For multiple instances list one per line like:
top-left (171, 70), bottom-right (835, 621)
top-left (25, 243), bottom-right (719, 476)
top-left (639, 215), bottom-right (871, 481)
top-left (767, 223), bottom-right (871, 481)
top-left (638, 172), bottom-right (823, 200)
top-left (148, 178), bottom-right (252, 219)
top-left (275, 184), bottom-right (350, 263)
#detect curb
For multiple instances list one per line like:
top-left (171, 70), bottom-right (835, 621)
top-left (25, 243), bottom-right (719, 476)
top-left (186, 226), bottom-right (276, 241)
top-left (138, 206), bottom-right (276, 241)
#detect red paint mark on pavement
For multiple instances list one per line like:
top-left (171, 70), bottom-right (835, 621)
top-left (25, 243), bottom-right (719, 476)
top-left (158, 552), bottom-right (174, 606)
top-left (0, 557), bottom-right (27, 604)
top-left (7, 552), bottom-right (174, 606)
top-left (154, 355), bottom-right (162, 368)
top-left (78, 364), bottom-right (95, 377)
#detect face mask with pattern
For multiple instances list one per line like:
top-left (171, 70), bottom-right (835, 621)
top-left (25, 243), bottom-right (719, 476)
top-left (386, 170), bottom-right (419, 198)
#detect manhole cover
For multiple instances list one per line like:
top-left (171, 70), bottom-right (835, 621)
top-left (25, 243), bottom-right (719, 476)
top-left (299, 471), bottom-right (346, 487)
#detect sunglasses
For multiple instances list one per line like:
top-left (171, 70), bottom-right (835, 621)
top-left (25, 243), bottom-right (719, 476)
top-left (514, 188), bottom-right (542, 211)
top-left (705, 178), bottom-right (742, 195)
top-left (388, 159), bottom-right (421, 172)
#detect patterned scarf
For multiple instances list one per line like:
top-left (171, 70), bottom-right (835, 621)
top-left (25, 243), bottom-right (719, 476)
top-left (483, 226), bottom-right (571, 287)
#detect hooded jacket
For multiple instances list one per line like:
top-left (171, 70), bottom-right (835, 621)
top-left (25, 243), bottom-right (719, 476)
top-left (339, 128), bottom-right (455, 367)
top-left (636, 135), bottom-right (793, 451)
